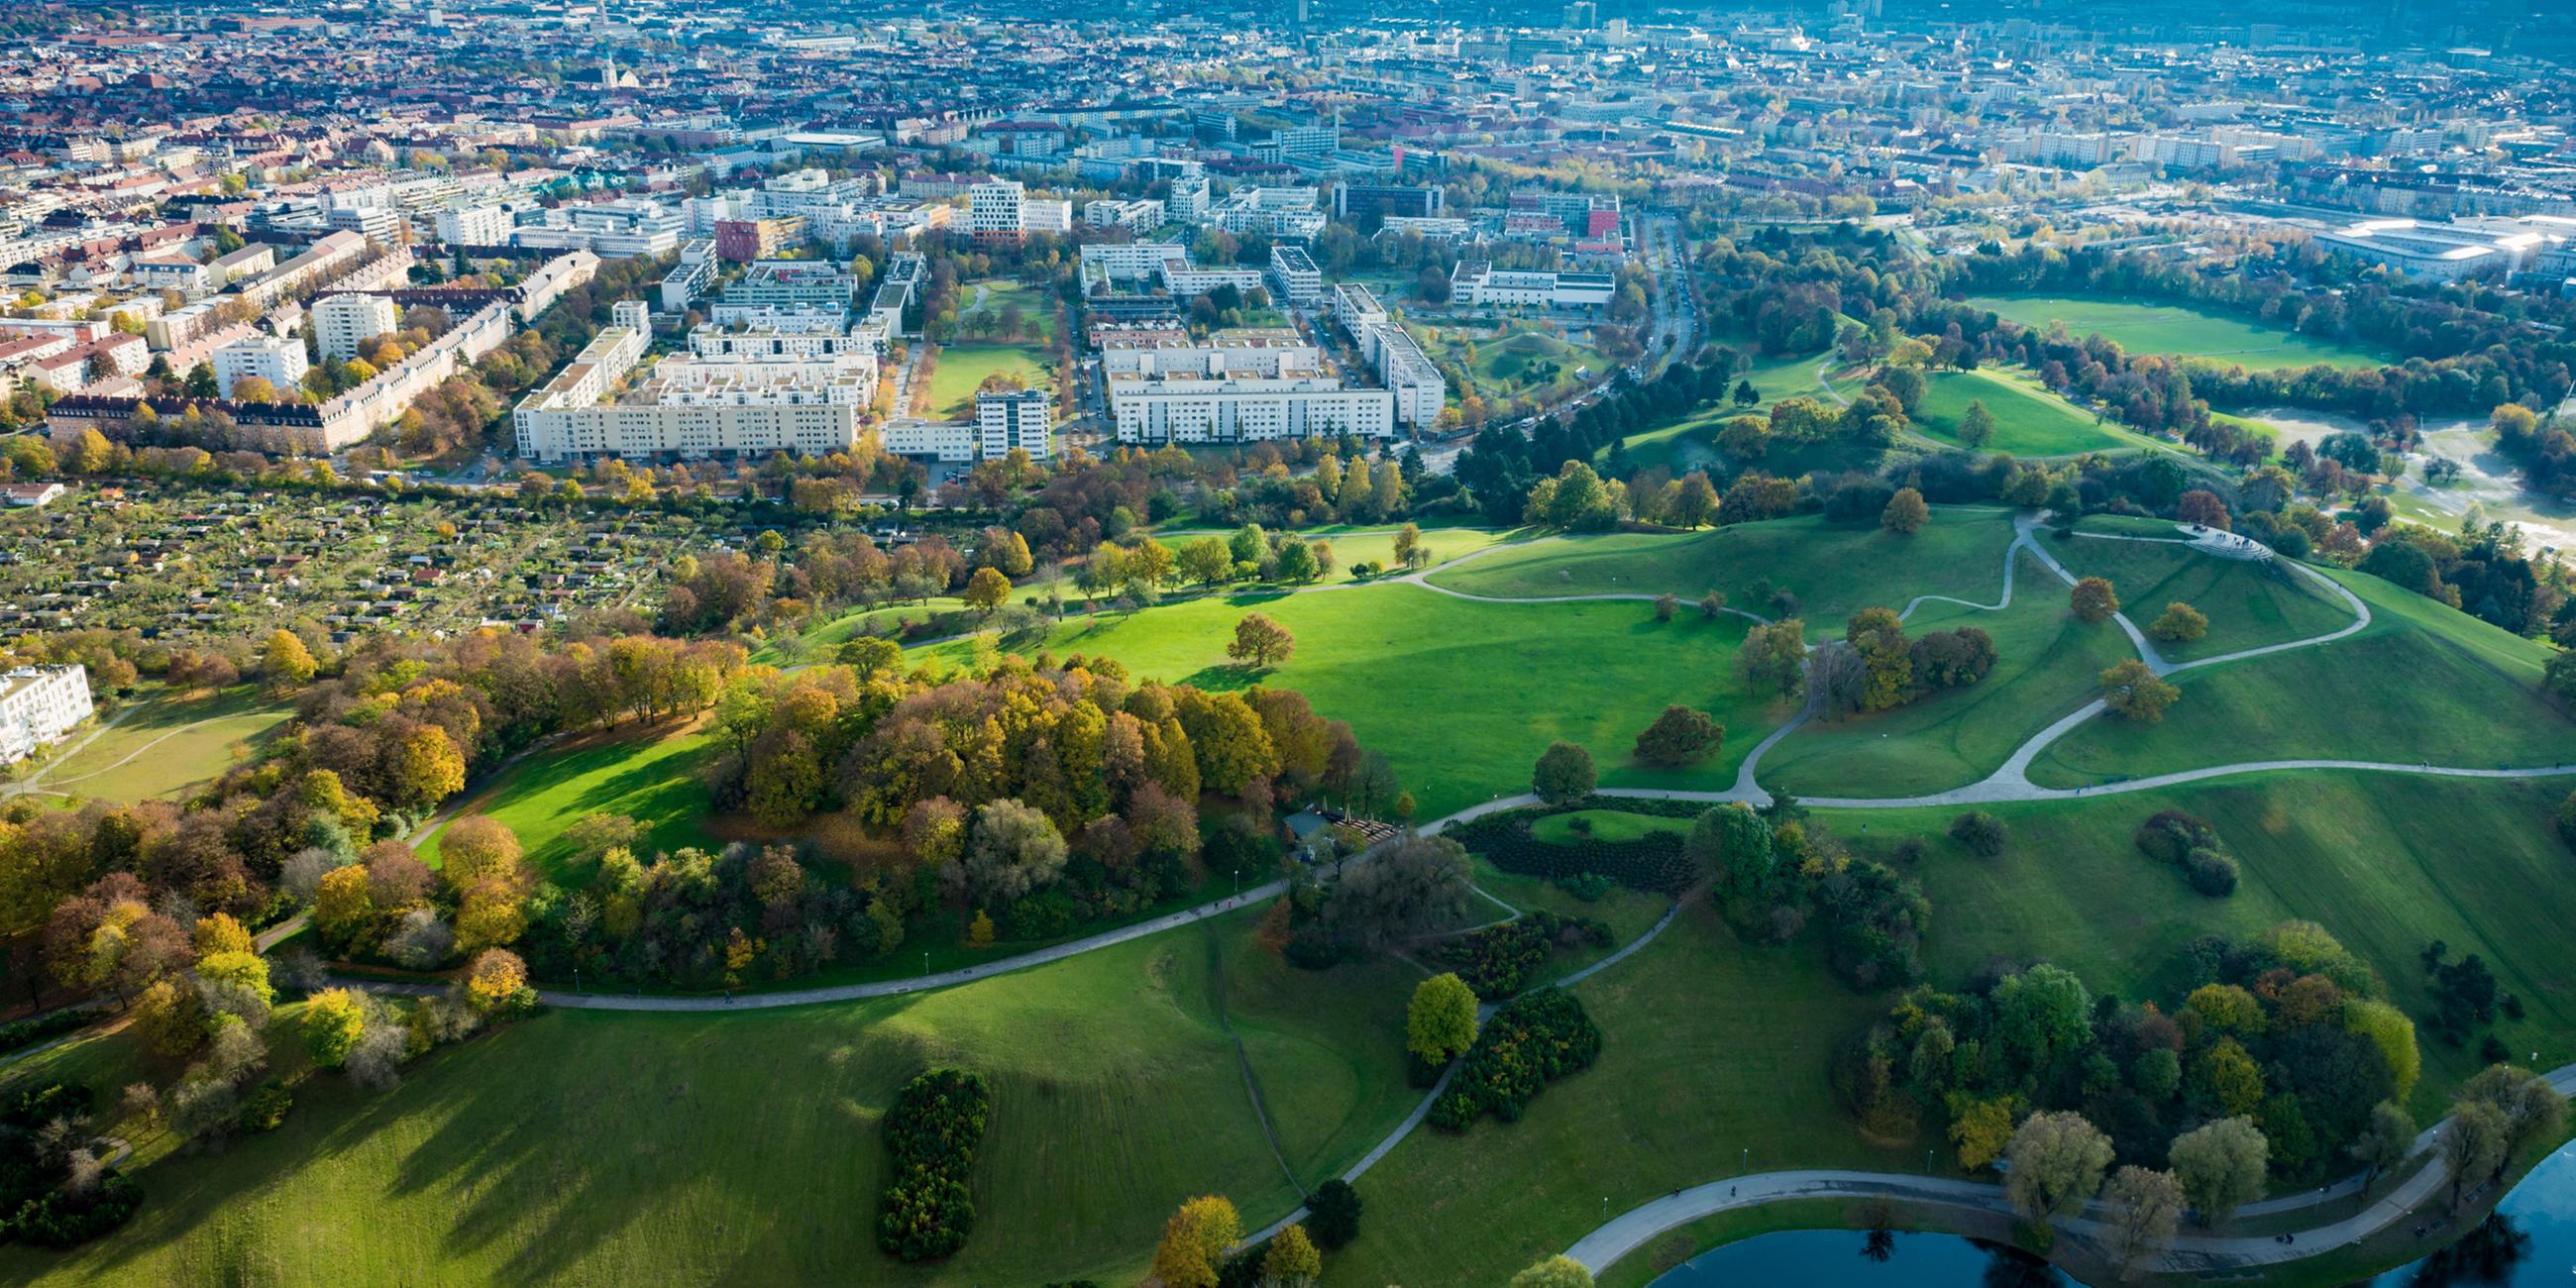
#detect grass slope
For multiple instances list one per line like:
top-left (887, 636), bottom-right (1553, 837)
top-left (32, 686), bottom-right (290, 803)
top-left (1967, 295), bottom-right (2390, 371)
top-left (920, 584), bottom-right (1785, 821)
top-left (1757, 551), bottom-right (2137, 797)
top-left (0, 912), bottom-right (1417, 1288)
top-left (2031, 566), bottom-right (2573, 785)
top-left (2047, 525), bottom-right (2359, 662)
top-left (420, 726), bottom-right (721, 884)
top-left (1908, 368), bottom-right (2129, 456)
top-left (1426, 508), bottom-right (2017, 638)
top-left (1615, 344), bottom-right (1834, 476)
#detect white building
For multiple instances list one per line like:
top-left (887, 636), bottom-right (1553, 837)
top-left (974, 387), bottom-right (1053, 460)
top-left (0, 666), bottom-right (92, 765)
top-left (1021, 198), bottom-right (1073, 235)
top-left (1361, 322), bottom-right (1446, 428)
top-left (1449, 262), bottom-right (1617, 308)
top-left (1101, 328), bottom-right (1318, 377)
top-left (514, 301), bottom-right (876, 463)
top-left (435, 203), bottom-right (515, 246)
top-left (1268, 245), bottom-right (1323, 307)
top-left (968, 180), bottom-right (1024, 239)
top-left (1167, 175), bottom-right (1212, 222)
top-left (313, 292), bottom-right (399, 363)
top-left (212, 335), bottom-right (312, 397)
top-left (1110, 375), bottom-right (1396, 444)
top-left (1084, 198), bottom-right (1165, 231)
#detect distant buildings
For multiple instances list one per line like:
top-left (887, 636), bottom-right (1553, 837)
top-left (1449, 263), bottom-right (1617, 308)
top-left (0, 666), bottom-right (93, 766)
top-left (512, 301), bottom-right (880, 464)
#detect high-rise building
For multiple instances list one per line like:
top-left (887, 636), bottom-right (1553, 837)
top-left (313, 293), bottom-right (398, 364)
top-left (975, 387), bottom-right (1053, 461)
top-left (968, 179), bottom-right (1025, 241)
top-left (212, 335), bottom-right (311, 397)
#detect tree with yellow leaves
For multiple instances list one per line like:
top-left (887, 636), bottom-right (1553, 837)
top-left (1150, 1195), bottom-right (1241, 1288)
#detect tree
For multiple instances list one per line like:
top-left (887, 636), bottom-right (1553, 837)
top-left (1407, 973), bottom-right (1480, 1065)
top-left (1532, 741), bottom-right (1597, 805)
top-left (2170, 1117), bottom-right (2268, 1226)
top-left (313, 865), bottom-right (375, 948)
top-left (2442, 1099), bottom-right (2510, 1213)
top-left (1227, 613), bottom-right (1296, 670)
top-left (1391, 523), bottom-right (1427, 570)
top-left (2458, 1064), bottom-right (2566, 1169)
top-left (1262, 1224), bottom-right (1322, 1288)
top-left (1880, 486), bottom-right (1929, 534)
top-left (962, 566), bottom-right (1012, 615)
top-left (1179, 536), bottom-right (1233, 587)
top-left (1322, 835), bottom-right (1474, 950)
top-left (2004, 1111), bottom-right (2113, 1224)
top-left (301, 988), bottom-right (368, 1069)
top-left (1275, 539), bottom-right (1320, 584)
top-left (2346, 1101), bottom-right (2415, 1188)
top-left (2149, 602), bottom-right (2207, 643)
top-left (1738, 619), bottom-right (1807, 698)
top-left (2177, 489), bottom-right (2231, 531)
top-left (837, 636), bottom-right (902, 680)
top-left (1632, 704), bottom-right (1723, 766)
top-left (2070, 577), bottom-right (2119, 623)
top-left (386, 724), bottom-right (467, 810)
top-left (2102, 1166), bottom-right (2184, 1279)
top-left (463, 948), bottom-right (530, 1015)
top-left (439, 816), bottom-right (524, 894)
top-left (2100, 660), bottom-right (2180, 723)
top-left (1150, 1195), bottom-right (1241, 1288)
top-left (1690, 803), bottom-right (1774, 898)
top-left (263, 630), bottom-right (317, 688)
top-left (963, 799), bottom-right (1069, 906)
top-left (1957, 399), bottom-right (1995, 450)
top-left (1507, 1255), bottom-right (1596, 1288)
top-left (1845, 607), bottom-right (1912, 711)
top-left (1306, 1178), bottom-right (1361, 1249)
top-left (1995, 964), bottom-right (2093, 1070)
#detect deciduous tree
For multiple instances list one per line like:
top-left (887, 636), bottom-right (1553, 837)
top-left (2149, 602), bottom-right (2207, 643)
top-left (2100, 659), bottom-right (2180, 722)
top-left (1632, 704), bottom-right (1723, 765)
top-left (2071, 577), bottom-right (2119, 623)
top-left (1227, 613), bottom-right (1296, 670)
top-left (2102, 1165), bottom-right (2183, 1279)
top-left (2003, 1110), bottom-right (2113, 1224)
top-left (1407, 972), bottom-right (1480, 1064)
top-left (2170, 1116), bottom-right (2269, 1225)
top-left (1150, 1195), bottom-right (1242, 1288)
top-left (1880, 486), bottom-right (1929, 535)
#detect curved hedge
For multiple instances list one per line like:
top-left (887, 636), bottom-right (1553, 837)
top-left (1447, 804), bottom-right (1698, 895)
top-left (1428, 911), bottom-right (1613, 1000)
top-left (876, 1068), bottom-right (992, 1262)
top-left (1429, 987), bottom-right (1602, 1130)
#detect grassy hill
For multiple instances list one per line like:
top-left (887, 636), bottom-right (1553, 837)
top-left (2045, 524), bottom-right (2360, 663)
top-left (1966, 295), bottom-right (2392, 371)
top-left (1907, 368), bottom-right (2139, 456)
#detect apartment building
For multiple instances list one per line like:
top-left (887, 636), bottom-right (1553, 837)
top-left (1268, 245), bottom-right (1323, 307)
top-left (0, 666), bottom-right (93, 766)
top-left (212, 334), bottom-right (311, 396)
top-left (1449, 262), bottom-right (1616, 308)
top-left (514, 301), bottom-right (873, 463)
top-left (968, 179), bottom-right (1024, 241)
top-left (313, 292), bottom-right (398, 363)
top-left (718, 260), bottom-right (859, 310)
top-left (1110, 375), bottom-right (1396, 444)
top-left (1085, 198), bottom-right (1165, 231)
top-left (975, 387), bottom-right (1052, 461)
top-left (435, 203), bottom-right (515, 246)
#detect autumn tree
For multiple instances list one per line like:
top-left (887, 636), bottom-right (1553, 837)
top-left (2070, 577), bottom-right (2119, 623)
top-left (463, 947), bottom-right (531, 1015)
top-left (386, 724), bottom-right (467, 810)
top-left (263, 629), bottom-right (318, 688)
top-left (1150, 1194), bottom-right (1242, 1288)
top-left (1179, 536), bottom-right (1233, 587)
top-left (2100, 660), bottom-right (2180, 722)
top-left (2003, 1110), bottom-right (2113, 1224)
top-left (1227, 612), bottom-right (1296, 670)
top-left (1532, 740), bottom-right (1597, 805)
top-left (1263, 1224), bottom-right (1323, 1288)
top-left (962, 566), bottom-right (1012, 615)
top-left (1390, 523), bottom-right (1426, 570)
top-left (837, 635), bottom-right (902, 680)
top-left (1407, 972), bottom-right (1480, 1065)
top-left (1737, 618), bottom-right (1807, 698)
top-left (960, 799), bottom-right (1068, 907)
top-left (2102, 1165), bottom-right (2183, 1279)
top-left (1880, 486), bottom-right (1929, 535)
top-left (439, 816), bottom-right (524, 895)
top-left (302, 988), bottom-right (368, 1068)
top-left (1844, 607), bottom-right (1912, 711)
top-left (2170, 1116), bottom-right (2268, 1225)
top-left (1632, 704), bottom-right (1723, 766)
top-left (2149, 602), bottom-right (2207, 644)
top-left (1507, 1254), bottom-right (1596, 1288)
top-left (1957, 399), bottom-right (1995, 450)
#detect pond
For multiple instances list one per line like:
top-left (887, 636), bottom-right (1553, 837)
top-left (1650, 1146), bottom-right (2576, 1288)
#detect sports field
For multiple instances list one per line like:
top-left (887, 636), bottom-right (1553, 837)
top-left (1967, 295), bottom-right (2392, 371)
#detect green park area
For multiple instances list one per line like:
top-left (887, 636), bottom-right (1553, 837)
top-left (1907, 368), bottom-right (2149, 456)
top-left (1967, 295), bottom-right (2393, 371)
top-left (1613, 342), bottom-right (1835, 475)
top-left (1416, 323), bottom-right (1612, 406)
top-left (923, 342), bottom-right (1053, 420)
top-left (418, 727), bottom-right (722, 886)
top-left (954, 278), bottom-right (1058, 341)
top-left (17, 685), bottom-right (292, 805)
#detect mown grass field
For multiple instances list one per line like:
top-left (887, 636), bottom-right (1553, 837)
top-left (2031, 566), bottom-right (2573, 785)
top-left (956, 278), bottom-right (1057, 340)
top-left (1426, 507), bottom-right (2017, 637)
top-left (29, 685), bottom-right (291, 803)
top-left (2045, 525), bottom-right (2359, 663)
top-left (924, 342), bottom-right (1052, 420)
top-left (919, 584), bottom-right (1787, 821)
top-left (1907, 368), bottom-right (2131, 456)
top-left (1966, 295), bottom-right (2392, 371)
top-left (1757, 551), bottom-right (2136, 797)
top-left (419, 725), bottom-right (721, 884)
top-left (0, 911), bottom-right (1419, 1288)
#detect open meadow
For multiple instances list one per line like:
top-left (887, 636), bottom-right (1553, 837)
top-left (1966, 295), bottom-right (2393, 371)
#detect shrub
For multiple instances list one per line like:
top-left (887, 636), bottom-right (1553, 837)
top-left (1556, 872), bottom-right (1613, 902)
top-left (877, 1069), bottom-right (992, 1262)
top-left (1449, 808), bottom-right (1697, 895)
top-left (236, 1081), bottom-right (292, 1132)
top-left (9, 1173), bottom-right (142, 1248)
top-left (1949, 811), bottom-right (2008, 858)
top-left (1428, 988), bottom-right (1602, 1130)
top-left (1890, 837), bottom-right (1927, 865)
top-left (1427, 912), bottom-right (1613, 999)
top-left (1632, 705), bottom-right (1723, 766)
top-left (2137, 811), bottom-right (2237, 898)
top-left (0, 1007), bottom-right (99, 1058)
top-left (2184, 848), bottom-right (2241, 897)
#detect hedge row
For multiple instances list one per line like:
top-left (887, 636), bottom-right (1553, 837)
top-left (1429, 912), bottom-right (1613, 1000)
top-left (1447, 810), bottom-right (1698, 895)
top-left (1429, 987), bottom-right (1602, 1130)
top-left (877, 1068), bottom-right (992, 1262)
top-left (9, 1174), bottom-right (142, 1248)
top-left (0, 1008), bottom-right (99, 1059)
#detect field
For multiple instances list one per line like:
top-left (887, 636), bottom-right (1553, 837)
top-left (19, 685), bottom-right (290, 804)
top-left (920, 584), bottom-right (1787, 821)
top-left (1614, 343), bottom-right (1836, 476)
top-left (1967, 295), bottom-right (2392, 371)
top-left (1907, 368), bottom-right (2137, 456)
top-left (419, 725), bottom-right (722, 884)
top-left (955, 278), bottom-right (1057, 340)
top-left (1416, 324), bottom-right (1611, 404)
top-left (2031, 566), bottom-right (2572, 785)
top-left (0, 910), bottom-right (1420, 1288)
top-left (1426, 507), bottom-right (2017, 637)
top-left (2045, 526), bottom-right (2359, 662)
top-left (923, 342), bottom-right (1052, 420)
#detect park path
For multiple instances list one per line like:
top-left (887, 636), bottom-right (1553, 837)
top-left (1565, 1065), bottom-right (2576, 1277)
top-left (0, 703), bottom-right (138, 800)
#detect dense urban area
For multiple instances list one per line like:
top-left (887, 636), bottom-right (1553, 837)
top-left (0, 0), bottom-right (2573, 1285)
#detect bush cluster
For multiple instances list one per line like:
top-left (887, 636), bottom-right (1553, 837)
top-left (1428, 911), bottom-right (1612, 1000)
top-left (2133, 810), bottom-right (2239, 897)
top-left (0, 1008), bottom-right (98, 1058)
top-left (1448, 809), bottom-right (1697, 895)
top-left (876, 1069), bottom-right (993, 1262)
top-left (0, 1083), bottom-right (139, 1248)
top-left (1428, 988), bottom-right (1602, 1130)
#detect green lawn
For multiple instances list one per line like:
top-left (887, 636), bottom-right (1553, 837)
top-left (924, 342), bottom-right (1052, 420)
top-left (1417, 324), bottom-right (1610, 404)
top-left (955, 278), bottom-right (1057, 341)
top-left (420, 726), bottom-right (722, 884)
top-left (1530, 809), bottom-right (1691, 845)
top-left (1426, 508), bottom-right (2018, 637)
top-left (918, 584), bottom-right (1787, 822)
top-left (1908, 368), bottom-right (2134, 456)
top-left (1615, 343), bottom-right (1834, 476)
top-left (1757, 551), bottom-right (2137, 797)
top-left (2031, 566), bottom-right (2573, 785)
top-left (0, 911), bottom-right (1420, 1288)
top-left (1967, 295), bottom-right (2392, 371)
top-left (1144, 523), bottom-right (1521, 585)
top-left (29, 685), bottom-right (290, 803)
top-left (2046, 525), bottom-right (2359, 663)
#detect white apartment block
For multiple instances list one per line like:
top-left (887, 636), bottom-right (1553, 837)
top-left (1101, 328), bottom-right (1318, 377)
top-left (1081, 242), bottom-right (1189, 282)
top-left (1021, 198), bottom-right (1074, 235)
top-left (1167, 175), bottom-right (1212, 222)
top-left (1157, 261), bottom-right (1267, 298)
top-left (313, 293), bottom-right (398, 363)
top-left (1449, 263), bottom-right (1617, 308)
top-left (1330, 282), bottom-right (1390, 334)
top-left (0, 666), bottom-right (92, 765)
top-left (968, 180), bottom-right (1024, 238)
top-left (1268, 245), bottom-right (1323, 307)
top-left (1085, 198), bottom-right (1166, 231)
top-left (975, 387), bottom-right (1053, 461)
top-left (1110, 375), bottom-right (1395, 444)
top-left (435, 203), bottom-right (515, 246)
top-left (1362, 322), bottom-right (1446, 428)
top-left (212, 335), bottom-right (311, 397)
top-left (514, 301), bottom-right (875, 462)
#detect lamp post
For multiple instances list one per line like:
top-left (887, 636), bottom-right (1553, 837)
top-left (922, 950), bottom-right (929, 978)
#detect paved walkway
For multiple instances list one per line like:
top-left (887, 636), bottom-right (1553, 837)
top-left (1566, 1066), bottom-right (2576, 1276)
